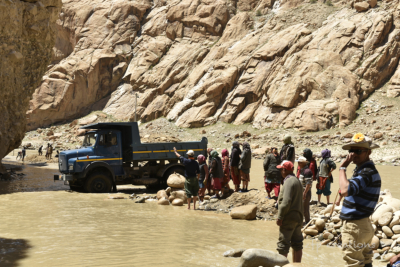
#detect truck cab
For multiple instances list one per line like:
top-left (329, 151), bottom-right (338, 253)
top-left (55, 122), bottom-right (208, 193)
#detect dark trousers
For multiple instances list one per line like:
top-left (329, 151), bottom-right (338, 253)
top-left (303, 190), bottom-right (311, 223)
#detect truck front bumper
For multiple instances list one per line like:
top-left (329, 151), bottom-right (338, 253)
top-left (54, 174), bottom-right (74, 181)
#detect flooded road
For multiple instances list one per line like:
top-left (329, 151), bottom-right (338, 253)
top-left (0, 158), bottom-right (396, 267)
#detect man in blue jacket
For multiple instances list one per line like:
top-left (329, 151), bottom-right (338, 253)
top-left (339, 133), bottom-right (381, 267)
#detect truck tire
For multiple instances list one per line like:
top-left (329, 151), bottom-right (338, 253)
top-left (85, 172), bottom-right (112, 193)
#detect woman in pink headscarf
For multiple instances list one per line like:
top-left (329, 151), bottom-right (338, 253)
top-left (197, 154), bottom-right (209, 203)
top-left (221, 149), bottom-right (231, 194)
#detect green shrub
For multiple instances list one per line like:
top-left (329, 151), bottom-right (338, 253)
top-left (310, 0), bottom-right (317, 3)
top-left (325, 0), bottom-right (333, 6)
top-left (256, 10), bottom-right (262, 16)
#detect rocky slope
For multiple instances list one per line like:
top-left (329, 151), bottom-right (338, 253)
top-left (26, 0), bottom-right (400, 132)
top-left (0, 0), bottom-right (61, 172)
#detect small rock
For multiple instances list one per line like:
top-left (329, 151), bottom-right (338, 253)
top-left (383, 252), bottom-right (396, 262)
top-left (380, 239), bottom-right (393, 248)
top-left (304, 229), bottom-right (318, 236)
top-left (172, 198), bottom-right (184, 206)
top-left (230, 205), bottom-right (258, 220)
top-left (315, 219), bottom-right (326, 232)
top-left (392, 225), bottom-right (400, 234)
top-left (378, 212), bottom-right (393, 226)
top-left (223, 248), bottom-right (246, 258)
top-left (370, 236), bottom-right (380, 250)
top-left (135, 197), bottom-right (146, 203)
top-left (157, 198), bottom-right (170, 205)
top-left (354, 2), bottom-right (370, 12)
top-left (237, 249), bottom-right (289, 267)
top-left (108, 195), bottom-right (125, 199)
top-left (383, 226), bottom-right (394, 237)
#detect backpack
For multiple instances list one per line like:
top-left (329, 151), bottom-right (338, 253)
top-left (280, 144), bottom-right (294, 161)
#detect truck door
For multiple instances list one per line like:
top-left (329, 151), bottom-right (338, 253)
top-left (96, 131), bottom-right (123, 173)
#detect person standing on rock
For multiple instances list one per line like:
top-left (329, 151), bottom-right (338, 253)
top-left (239, 142), bottom-right (251, 193)
top-left (209, 150), bottom-right (224, 199)
top-left (197, 154), bottom-right (209, 203)
top-left (296, 156), bottom-right (313, 224)
top-left (280, 135), bottom-right (295, 164)
top-left (316, 149), bottom-right (336, 206)
top-left (221, 149), bottom-right (231, 193)
top-left (339, 133), bottom-right (381, 267)
top-left (264, 147), bottom-right (281, 200)
top-left (38, 145), bottom-right (43, 156)
top-left (230, 141), bottom-right (242, 192)
top-left (276, 160), bottom-right (303, 263)
top-left (173, 148), bottom-right (200, 210)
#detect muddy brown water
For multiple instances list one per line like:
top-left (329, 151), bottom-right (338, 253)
top-left (0, 157), bottom-right (396, 266)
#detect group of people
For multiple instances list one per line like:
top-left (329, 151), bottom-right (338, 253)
top-left (38, 144), bottom-right (53, 159)
top-left (174, 132), bottom-right (389, 267)
top-left (173, 141), bottom-right (253, 209)
top-left (275, 133), bottom-right (385, 267)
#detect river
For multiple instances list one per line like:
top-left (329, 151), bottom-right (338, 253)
top-left (0, 157), bottom-right (397, 267)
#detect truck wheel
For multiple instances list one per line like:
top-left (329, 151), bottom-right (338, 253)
top-left (69, 185), bottom-right (86, 193)
top-left (85, 172), bottom-right (112, 193)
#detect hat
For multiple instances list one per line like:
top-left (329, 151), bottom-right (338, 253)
top-left (187, 150), bottom-right (195, 156)
top-left (297, 156), bottom-right (309, 163)
top-left (277, 160), bottom-right (294, 171)
top-left (342, 133), bottom-right (380, 150)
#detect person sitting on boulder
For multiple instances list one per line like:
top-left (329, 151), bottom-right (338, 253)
top-left (173, 148), bottom-right (199, 210)
top-left (239, 142), bottom-right (251, 193)
top-left (276, 160), bottom-right (303, 263)
top-left (339, 133), bottom-right (381, 267)
top-left (230, 141), bottom-right (242, 192)
top-left (316, 148), bottom-right (336, 206)
top-left (209, 150), bottom-right (224, 199)
top-left (296, 156), bottom-right (313, 224)
top-left (197, 154), bottom-right (209, 203)
top-left (264, 147), bottom-right (281, 200)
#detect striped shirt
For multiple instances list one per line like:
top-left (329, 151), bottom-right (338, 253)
top-left (340, 161), bottom-right (381, 221)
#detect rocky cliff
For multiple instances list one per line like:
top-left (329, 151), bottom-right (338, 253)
top-left (0, 0), bottom-right (61, 171)
top-left (26, 0), bottom-right (400, 132)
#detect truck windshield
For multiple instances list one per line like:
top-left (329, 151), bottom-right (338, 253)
top-left (82, 133), bottom-right (97, 147)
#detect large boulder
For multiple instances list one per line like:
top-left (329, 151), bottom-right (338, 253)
top-left (237, 249), bottom-right (289, 267)
top-left (354, 2), bottom-right (370, 12)
top-left (230, 205), bottom-right (257, 220)
top-left (167, 173), bottom-right (185, 189)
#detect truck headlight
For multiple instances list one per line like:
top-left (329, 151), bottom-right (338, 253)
top-left (69, 164), bottom-right (74, 171)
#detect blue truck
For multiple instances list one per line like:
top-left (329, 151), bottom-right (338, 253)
top-left (54, 122), bottom-right (208, 193)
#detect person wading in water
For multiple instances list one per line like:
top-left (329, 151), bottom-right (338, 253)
top-left (173, 148), bottom-right (200, 210)
top-left (339, 133), bottom-right (381, 267)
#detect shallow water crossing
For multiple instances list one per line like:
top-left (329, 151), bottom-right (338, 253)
top-left (0, 160), bottom-right (396, 266)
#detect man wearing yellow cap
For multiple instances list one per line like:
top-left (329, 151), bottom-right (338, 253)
top-left (339, 133), bottom-right (381, 267)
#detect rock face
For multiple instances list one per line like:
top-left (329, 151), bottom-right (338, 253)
top-left (230, 205), bottom-right (257, 220)
top-left (25, 1), bottom-right (400, 132)
top-left (0, 0), bottom-right (61, 172)
top-left (238, 249), bottom-right (289, 267)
